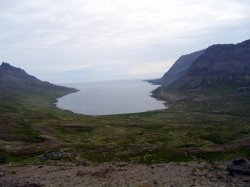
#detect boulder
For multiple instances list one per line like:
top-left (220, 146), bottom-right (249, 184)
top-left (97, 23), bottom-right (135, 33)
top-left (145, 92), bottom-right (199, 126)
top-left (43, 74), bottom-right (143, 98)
top-left (227, 158), bottom-right (250, 176)
top-left (0, 171), bottom-right (5, 177)
top-left (42, 150), bottom-right (58, 160)
top-left (42, 150), bottom-right (76, 160)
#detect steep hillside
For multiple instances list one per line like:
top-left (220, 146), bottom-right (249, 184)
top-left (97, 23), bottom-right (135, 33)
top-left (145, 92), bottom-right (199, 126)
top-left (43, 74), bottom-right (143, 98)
top-left (0, 62), bottom-right (77, 98)
top-left (153, 49), bottom-right (205, 86)
top-left (158, 39), bottom-right (250, 90)
top-left (172, 39), bottom-right (250, 89)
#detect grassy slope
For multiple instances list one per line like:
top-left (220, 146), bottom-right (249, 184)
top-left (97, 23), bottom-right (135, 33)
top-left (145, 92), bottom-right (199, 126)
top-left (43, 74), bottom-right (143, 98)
top-left (0, 86), bottom-right (250, 165)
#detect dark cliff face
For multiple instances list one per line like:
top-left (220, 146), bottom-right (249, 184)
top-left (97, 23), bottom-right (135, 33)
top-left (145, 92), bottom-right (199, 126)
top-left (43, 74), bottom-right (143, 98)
top-left (157, 49), bottom-right (205, 86)
top-left (0, 62), bottom-right (77, 96)
top-left (161, 39), bottom-right (250, 89)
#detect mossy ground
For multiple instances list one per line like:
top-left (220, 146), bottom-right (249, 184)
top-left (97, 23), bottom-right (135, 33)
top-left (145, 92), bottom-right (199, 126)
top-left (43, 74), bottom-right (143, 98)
top-left (0, 87), bottom-right (250, 165)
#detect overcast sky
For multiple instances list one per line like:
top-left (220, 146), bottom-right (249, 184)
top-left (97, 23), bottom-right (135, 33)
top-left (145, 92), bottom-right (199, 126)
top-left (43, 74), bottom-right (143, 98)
top-left (0, 0), bottom-right (250, 83)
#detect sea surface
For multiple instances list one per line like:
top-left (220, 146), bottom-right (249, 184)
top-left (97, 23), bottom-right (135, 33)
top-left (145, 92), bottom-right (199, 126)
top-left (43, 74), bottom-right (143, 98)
top-left (56, 79), bottom-right (166, 115)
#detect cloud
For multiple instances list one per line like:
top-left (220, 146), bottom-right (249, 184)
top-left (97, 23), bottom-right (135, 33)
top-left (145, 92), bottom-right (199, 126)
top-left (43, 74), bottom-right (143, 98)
top-left (0, 0), bottom-right (250, 82)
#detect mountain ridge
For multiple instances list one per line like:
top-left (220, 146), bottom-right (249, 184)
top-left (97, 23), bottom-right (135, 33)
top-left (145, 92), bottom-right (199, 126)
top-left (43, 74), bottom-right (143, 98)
top-left (156, 39), bottom-right (250, 90)
top-left (151, 49), bottom-right (205, 86)
top-left (0, 62), bottom-right (77, 98)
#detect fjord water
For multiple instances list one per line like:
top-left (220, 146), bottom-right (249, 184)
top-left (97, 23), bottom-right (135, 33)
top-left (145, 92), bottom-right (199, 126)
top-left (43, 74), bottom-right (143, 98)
top-left (56, 80), bottom-right (166, 115)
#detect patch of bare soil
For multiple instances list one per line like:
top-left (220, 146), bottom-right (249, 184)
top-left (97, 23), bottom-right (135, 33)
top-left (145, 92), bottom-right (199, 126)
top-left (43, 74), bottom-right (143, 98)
top-left (1, 161), bottom-right (249, 187)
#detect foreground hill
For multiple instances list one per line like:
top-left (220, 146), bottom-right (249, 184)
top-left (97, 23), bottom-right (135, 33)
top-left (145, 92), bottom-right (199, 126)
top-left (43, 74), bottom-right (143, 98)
top-left (156, 39), bottom-right (250, 90)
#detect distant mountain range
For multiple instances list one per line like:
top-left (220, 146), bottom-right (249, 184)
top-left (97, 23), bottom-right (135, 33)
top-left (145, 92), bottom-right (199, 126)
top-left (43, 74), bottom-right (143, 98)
top-left (0, 62), bottom-right (77, 97)
top-left (153, 39), bottom-right (250, 90)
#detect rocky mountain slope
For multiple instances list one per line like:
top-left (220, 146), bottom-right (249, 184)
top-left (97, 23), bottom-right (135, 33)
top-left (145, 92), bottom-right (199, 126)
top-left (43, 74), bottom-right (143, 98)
top-left (153, 49), bottom-right (205, 86)
top-left (0, 62), bottom-right (77, 97)
top-left (157, 39), bottom-right (250, 90)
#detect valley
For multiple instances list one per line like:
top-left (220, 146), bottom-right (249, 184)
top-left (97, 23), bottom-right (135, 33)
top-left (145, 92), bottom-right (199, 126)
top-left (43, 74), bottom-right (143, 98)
top-left (1, 39), bottom-right (250, 186)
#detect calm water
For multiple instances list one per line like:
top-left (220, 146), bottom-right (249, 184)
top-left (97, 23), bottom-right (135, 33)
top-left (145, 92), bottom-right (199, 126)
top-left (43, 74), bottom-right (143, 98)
top-left (56, 80), bottom-right (166, 115)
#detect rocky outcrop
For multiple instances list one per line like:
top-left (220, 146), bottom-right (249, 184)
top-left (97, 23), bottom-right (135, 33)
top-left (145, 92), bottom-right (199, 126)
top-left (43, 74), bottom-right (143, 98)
top-left (42, 150), bottom-right (77, 160)
top-left (227, 158), bottom-right (250, 176)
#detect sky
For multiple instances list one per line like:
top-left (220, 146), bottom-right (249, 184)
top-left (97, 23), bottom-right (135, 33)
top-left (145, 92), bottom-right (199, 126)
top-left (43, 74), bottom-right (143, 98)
top-left (0, 0), bottom-right (250, 83)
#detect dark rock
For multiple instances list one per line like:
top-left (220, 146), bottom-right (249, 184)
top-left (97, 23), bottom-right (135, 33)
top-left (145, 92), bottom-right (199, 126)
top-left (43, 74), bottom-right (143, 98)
top-left (116, 168), bottom-right (126, 171)
top-left (227, 158), bottom-right (250, 176)
top-left (0, 171), bottom-right (5, 177)
top-left (42, 150), bottom-right (75, 160)
top-left (76, 170), bottom-right (87, 176)
top-left (152, 179), bottom-right (158, 185)
top-left (42, 150), bottom-right (58, 160)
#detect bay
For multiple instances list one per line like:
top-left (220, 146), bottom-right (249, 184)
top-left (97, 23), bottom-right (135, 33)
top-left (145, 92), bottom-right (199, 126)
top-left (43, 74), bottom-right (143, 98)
top-left (56, 79), bottom-right (166, 115)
